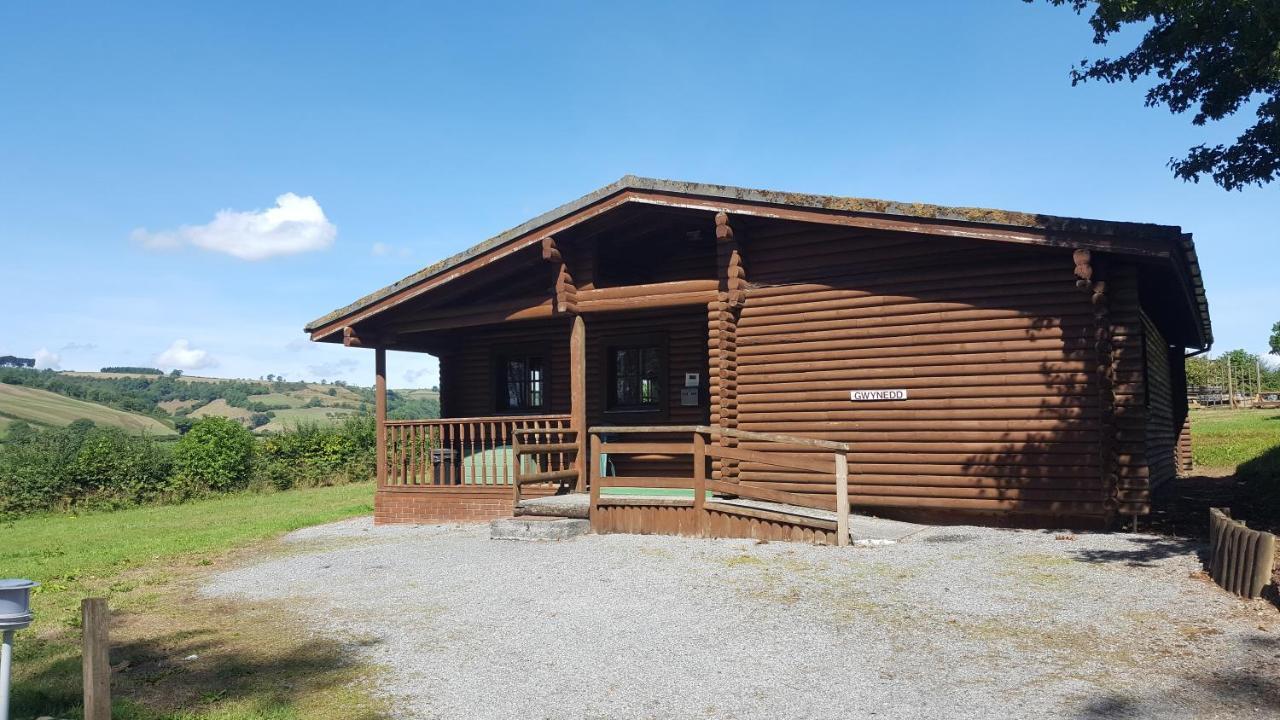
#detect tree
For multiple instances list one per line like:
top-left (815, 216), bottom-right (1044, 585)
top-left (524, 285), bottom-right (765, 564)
top-left (170, 368), bottom-right (184, 378)
top-left (173, 416), bottom-right (255, 492)
top-left (1270, 321), bottom-right (1280, 355)
top-left (1033, 1), bottom-right (1280, 190)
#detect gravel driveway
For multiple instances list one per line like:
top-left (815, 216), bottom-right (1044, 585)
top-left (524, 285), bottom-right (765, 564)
top-left (205, 519), bottom-right (1280, 720)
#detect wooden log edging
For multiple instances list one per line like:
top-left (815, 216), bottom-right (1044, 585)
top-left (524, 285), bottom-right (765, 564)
top-left (1209, 507), bottom-right (1276, 599)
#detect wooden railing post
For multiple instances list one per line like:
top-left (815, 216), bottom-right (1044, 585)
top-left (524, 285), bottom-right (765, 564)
top-left (512, 432), bottom-right (523, 512)
top-left (835, 453), bottom-right (849, 547)
top-left (588, 431), bottom-right (602, 519)
top-left (375, 348), bottom-right (387, 486)
top-left (692, 431), bottom-right (706, 513)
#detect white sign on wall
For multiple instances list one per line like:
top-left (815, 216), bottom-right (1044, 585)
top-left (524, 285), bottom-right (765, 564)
top-left (850, 389), bottom-right (908, 401)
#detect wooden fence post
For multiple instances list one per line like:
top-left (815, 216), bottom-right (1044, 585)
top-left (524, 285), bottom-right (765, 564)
top-left (835, 454), bottom-right (850, 547)
top-left (82, 597), bottom-right (110, 720)
top-left (588, 432), bottom-right (602, 522)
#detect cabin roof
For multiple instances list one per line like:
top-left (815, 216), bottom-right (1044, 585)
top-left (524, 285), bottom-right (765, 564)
top-left (305, 175), bottom-right (1211, 348)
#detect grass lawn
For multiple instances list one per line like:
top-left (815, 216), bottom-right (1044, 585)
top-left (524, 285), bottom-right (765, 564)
top-left (1, 483), bottom-right (380, 720)
top-left (1189, 407), bottom-right (1280, 470)
top-left (0, 384), bottom-right (175, 436)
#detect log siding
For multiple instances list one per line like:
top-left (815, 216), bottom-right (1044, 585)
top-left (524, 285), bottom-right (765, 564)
top-left (734, 228), bottom-right (1121, 523)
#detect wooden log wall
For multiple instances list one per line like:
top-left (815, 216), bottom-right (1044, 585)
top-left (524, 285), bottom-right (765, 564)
top-left (1141, 312), bottom-right (1178, 491)
top-left (586, 309), bottom-right (709, 479)
top-left (438, 319), bottom-right (572, 418)
top-left (1108, 265), bottom-right (1156, 517)
top-left (733, 224), bottom-right (1141, 522)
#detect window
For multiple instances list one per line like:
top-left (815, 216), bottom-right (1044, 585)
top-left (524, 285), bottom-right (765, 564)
top-left (608, 343), bottom-right (664, 412)
top-left (496, 354), bottom-right (545, 411)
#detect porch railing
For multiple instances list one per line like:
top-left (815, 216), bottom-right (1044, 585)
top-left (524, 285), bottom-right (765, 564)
top-left (383, 414), bottom-right (573, 488)
top-left (588, 425), bottom-right (852, 546)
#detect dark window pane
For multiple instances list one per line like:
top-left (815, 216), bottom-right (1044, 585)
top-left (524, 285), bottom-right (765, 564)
top-left (608, 345), bottom-right (661, 410)
top-left (497, 355), bottom-right (544, 410)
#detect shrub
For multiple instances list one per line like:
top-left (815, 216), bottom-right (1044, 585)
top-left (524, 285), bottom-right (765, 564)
top-left (254, 416), bottom-right (375, 490)
top-left (67, 426), bottom-right (173, 507)
top-left (0, 421), bottom-right (93, 515)
top-left (0, 421), bottom-right (172, 515)
top-left (173, 416), bottom-right (255, 493)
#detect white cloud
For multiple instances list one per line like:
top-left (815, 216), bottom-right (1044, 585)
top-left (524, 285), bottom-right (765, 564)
top-left (132, 193), bottom-right (337, 261)
top-left (404, 367), bottom-right (432, 384)
top-left (33, 348), bottom-right (61, 369)
top-left (156, 339), bottom-right (218, 370)
top-left (371, 242), bottom-right (411, 258)
top-left (307, 358), bottom-right (359, 379)
top-left (59, 341), bottom-right (98, 353)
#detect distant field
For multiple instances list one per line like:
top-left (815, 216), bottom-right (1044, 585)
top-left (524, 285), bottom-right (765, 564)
top-left (189, 398), bottom-right (253, 421)
top-left (258, 406), bottom-right (356, 433)
top-left (394, 388), bottom-right (440, 401)
top-left (61, 371), bottom-right (230, 383)
top-left (0, 384), bottom-right (175, 435)
top-left (1189, 407), bottom-right (1280, 469)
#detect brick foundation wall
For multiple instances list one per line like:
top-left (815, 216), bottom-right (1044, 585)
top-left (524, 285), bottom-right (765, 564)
top-left (374, 488), bottom-right (518, 524)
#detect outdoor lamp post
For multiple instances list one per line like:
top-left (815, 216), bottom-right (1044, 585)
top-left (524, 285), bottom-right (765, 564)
top-left (0, 579), bottom-right (38, 720)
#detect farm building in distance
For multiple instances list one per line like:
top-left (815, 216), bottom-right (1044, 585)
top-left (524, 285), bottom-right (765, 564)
top-left (306, 177), bottom-right (1211, 538)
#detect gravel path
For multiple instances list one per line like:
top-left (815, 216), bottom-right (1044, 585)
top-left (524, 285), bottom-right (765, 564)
top-left (205, 519), bottom-right (1280, 720)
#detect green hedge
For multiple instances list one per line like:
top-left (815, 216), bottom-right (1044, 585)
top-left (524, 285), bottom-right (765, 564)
top-left (0, 415), bottom-right (376, 518)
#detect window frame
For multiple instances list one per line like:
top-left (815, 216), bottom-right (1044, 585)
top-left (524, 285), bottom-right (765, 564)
top-left (604, 332), bottom-right (668, 418)
top-left (492, 344), bottom-right (551, 415)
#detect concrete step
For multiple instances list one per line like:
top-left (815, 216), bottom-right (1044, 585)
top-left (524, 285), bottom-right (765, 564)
top-left (515, 493), bottom-right (590, 519)
top-left (490, 516), bottom-right (591, 541)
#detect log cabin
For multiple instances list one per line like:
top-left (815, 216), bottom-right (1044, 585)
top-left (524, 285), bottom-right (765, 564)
top-left (305, 176), bottom-right (1211, 541)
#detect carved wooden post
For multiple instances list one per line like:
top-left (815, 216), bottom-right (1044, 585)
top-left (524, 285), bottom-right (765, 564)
top-left (375, 347), bottom-right (387, 486)
top-left (713, 211), bottom-right (744, 482)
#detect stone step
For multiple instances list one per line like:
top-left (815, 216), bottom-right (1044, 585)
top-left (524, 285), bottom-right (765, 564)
top-left (490, 516), bottom-right (591, 541)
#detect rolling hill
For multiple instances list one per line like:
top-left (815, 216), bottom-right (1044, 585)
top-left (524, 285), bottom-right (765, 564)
top-left (0, 384), bottom-right (176, 436)
top-left (0, 369), bottom-right (440, 438)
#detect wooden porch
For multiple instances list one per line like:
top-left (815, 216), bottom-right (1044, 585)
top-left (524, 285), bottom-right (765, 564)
top-left (372, 398), bottom-right (855, 543)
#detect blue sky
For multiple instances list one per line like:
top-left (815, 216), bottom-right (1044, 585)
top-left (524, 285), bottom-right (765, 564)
top-left (1, 1), bottom-right (1274, 388)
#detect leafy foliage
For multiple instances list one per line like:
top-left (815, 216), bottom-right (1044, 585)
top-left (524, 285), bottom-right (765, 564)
top-left (172, 416), bottom-right (255, 492)
top-left (1034, 0), bottom-right (1280, 190)
top-left (101, 366), bottom-right (164, 375)
top-left (0, 420), bottom-right (173, 515)
top-left (1270, 320), bottom-right (1280, 355)
top-left (255, 416), bottom-right (376, 490)
top-left (1, 414), bottom-right (377, 518)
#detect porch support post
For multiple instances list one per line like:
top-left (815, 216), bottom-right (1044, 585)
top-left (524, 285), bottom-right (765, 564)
top-left (375, 347), bottom-right (387, 486)
top-left (570, 314), bottom-right (587, 492)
